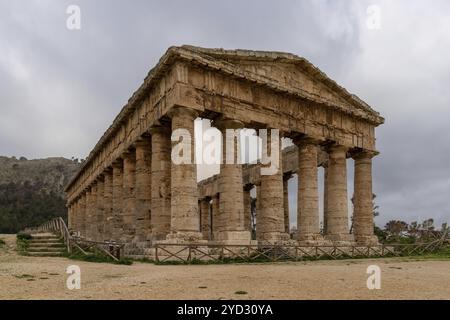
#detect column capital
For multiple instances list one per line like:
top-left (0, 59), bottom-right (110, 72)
top-left (123, 149), bottom-right (136, 160)
top-left (292, 135), bottom-right (322, 147)
top-left (326, 144), bottom-right (348, 154)
top-left (112, 159), bottom-right (123, 168)
top-left (135, 136), bottom-right (151, 148)
top-left (167, 106), bottom-right (199, 120)
top-left (103, 167), bottom-right (113, 174)
top-left (350, 148), bottom-right (379, 160)
top-left (214, 117), bottom-right (245, 131)
top-left (149, 124), bottom-right (171, 135)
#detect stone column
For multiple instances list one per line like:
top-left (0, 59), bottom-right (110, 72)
top-left (200, 198), bottom-right (211, 240)
top-left (79, 193), bottom-right (86, 237)
top-left (96, 177), bottom-right (104, 241)
top-left (89, 182), bottom-right (98, 241)
top-left (295, 138), bottom-right (326, 244)
top-left (69, 201), bottom-right (76, 231)
top-left (352, 150), bottom-right (379, 246)
top-left (211, 194), bottom-right (220, 240)
top-left (324, 145), bottom-right (354, 244)
top-left (134, 138), bottom-right (152, 242)
top-left (85, 188), bottom-right (92, 239)
top-left (255, 183), bottom-right (261, 237)
top-left (70, 204), bottom-right (75, 230)
top-left (283, 174), bottom-right (291, 234)
top-left (168, 107), bottom-right (202, 241)
top-left (243, 186), bottom-right (252, 233)
top-left (67, 204), bottom-right (73, 230)
top-left (257, 129), bottom-right (289, 242)
top-left (103, 169), bottom-right (113, 240)
top-left (150, 125), bottom-right (171, 241)
top-left (122, 151), bottom-right (136, 242)
top-left (112, 160), bottom-right (124, 241)
top-left (323, 164), bottom-right (329, 234)
top-left (215, 118), bottom-right (251, 243)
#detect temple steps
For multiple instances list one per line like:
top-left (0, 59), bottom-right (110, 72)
top-left (25, 233), bottom-right (66, 257)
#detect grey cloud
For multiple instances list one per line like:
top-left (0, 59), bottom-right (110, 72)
top-left (0, 0), bottom-right (448, 227)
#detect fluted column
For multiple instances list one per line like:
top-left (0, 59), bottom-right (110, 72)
top-left (134, 138), bottom-right (152, 242)
top-left (74, 198), bottom-right (79, 234)
top-left (215, 118), bottom-right (250, 243)
top-left (168, 107), bottom-right (202, 241)
top-left (257, 129), bottom-right (289, 242)
top-left (243, 186), bottom-right (252, 232)
top-left (70, 201), bottom-right (76, 231)
top-left (96, 177), bottom-right (104, 241)
top-left (200, 198), bottom-right (211, 240)
top-left (150, 125), bottom-right (171, 241)
top-left (295, 138), bottom-right (324, 244)
top-left (103, 169), bottom-right (113, 240)
top-left (324, 145), bottom-right (354, 244)
top-left (255, 183), bottom-right (261, 237)
top-left (90, 182), bottom-right (98, 240)
top-left (85, 188), bottom-right (92, 239)
top-left (323, 164), bottom-right (329, 234)
top-left (68, 204), bottom-right (73, 230)
top-left (122, 151), bottom-right (136, 242)
top-left (71, 204), bottom-right (76, 230)
top-left (79, 193), bottom-right (86, 237)
top-left (211, 194), bottom-right (220, 240)
top-left (112, 160), bottom-right (124, 241)
top-left (283, 175), bottom-right (291, 234)
top-left (352, 150), bottom-right (379, 245)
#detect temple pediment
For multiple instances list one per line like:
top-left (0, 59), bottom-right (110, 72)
top-left (176, 45), bottom-right (384, 126)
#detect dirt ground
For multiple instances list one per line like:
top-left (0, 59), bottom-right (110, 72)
top-left (1, 234), bottom-right (449, 300)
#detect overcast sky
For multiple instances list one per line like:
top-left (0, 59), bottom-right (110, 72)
top-left (1, 0), bottom-right (449, 228)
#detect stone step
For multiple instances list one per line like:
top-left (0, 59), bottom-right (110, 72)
top-left (28, 243), bottom-right (65, 248)
top-left (27, 247), bottom-right (65, 252)
top-left (31, 236), bottom-right (61, 240)
top-left (27, 251), bottom-right (64, 257)
top-left (29, 239), bottom-right (62, 244)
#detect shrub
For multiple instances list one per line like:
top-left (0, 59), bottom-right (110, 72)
top-left (66, 251), bottom-right (133, 265)
top-left (17, 233), bottom-right (32, 240)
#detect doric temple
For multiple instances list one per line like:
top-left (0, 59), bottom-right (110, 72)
top-left (65, 45), bottom-right (384, 248)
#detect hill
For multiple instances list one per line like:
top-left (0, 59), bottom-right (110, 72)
top-left (0, 156), bottom-right (80, 233)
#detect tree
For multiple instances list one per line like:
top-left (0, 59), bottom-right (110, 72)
top-left (384, 220), bottom-right (409, 237)
top-left (422, 218), bottom-right (434, 231)
top-left (350, 193), bottom-right (379, 234)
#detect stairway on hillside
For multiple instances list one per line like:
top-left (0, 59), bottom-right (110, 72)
top-left (26, 233), bottom-right (66, 257)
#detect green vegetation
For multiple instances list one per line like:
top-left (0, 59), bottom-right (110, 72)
top-left (16, 233), bottom-right (31, 255)
top-left (144, 243), bottom-right (450, 265)
top-left (0, 156), bottom-right (80, 233)
top-left (65, 251), bottom-right (133, 265)
top-left (17, 232), bottom-right (32, 240)
top-left (234, 291), bottom-right (248, 295)
top-left (404, 245), bottom-right (450, 261)
top-left (0, 238), bottom-right (5, 247)
top-left (13, 274), bottom-right (35, 279)
top-left (377, 218), bottom-right (448, 244)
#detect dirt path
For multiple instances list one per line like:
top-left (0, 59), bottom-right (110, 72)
top-left (1, 234), bottom-right (449, 300)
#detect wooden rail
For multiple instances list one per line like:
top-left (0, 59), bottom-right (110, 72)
top-left (151, 240), bottom-right (447, 263)
top-left (28, 218), bottom-right (123, 260)
top-left (38, 217), bottom-right (72, 254)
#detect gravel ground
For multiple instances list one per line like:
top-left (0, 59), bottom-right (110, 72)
top-left (1, 234), bottom-right (449, 300)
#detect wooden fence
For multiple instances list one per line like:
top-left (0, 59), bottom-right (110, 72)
top-left (150, 239), bottom-right (447, 263)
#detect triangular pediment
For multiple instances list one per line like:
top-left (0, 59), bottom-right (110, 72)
top-left (178, 45), bottom-right (383, 124)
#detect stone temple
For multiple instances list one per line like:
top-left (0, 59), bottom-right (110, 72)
top-left (65, 45), bottom-right (384, 250)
